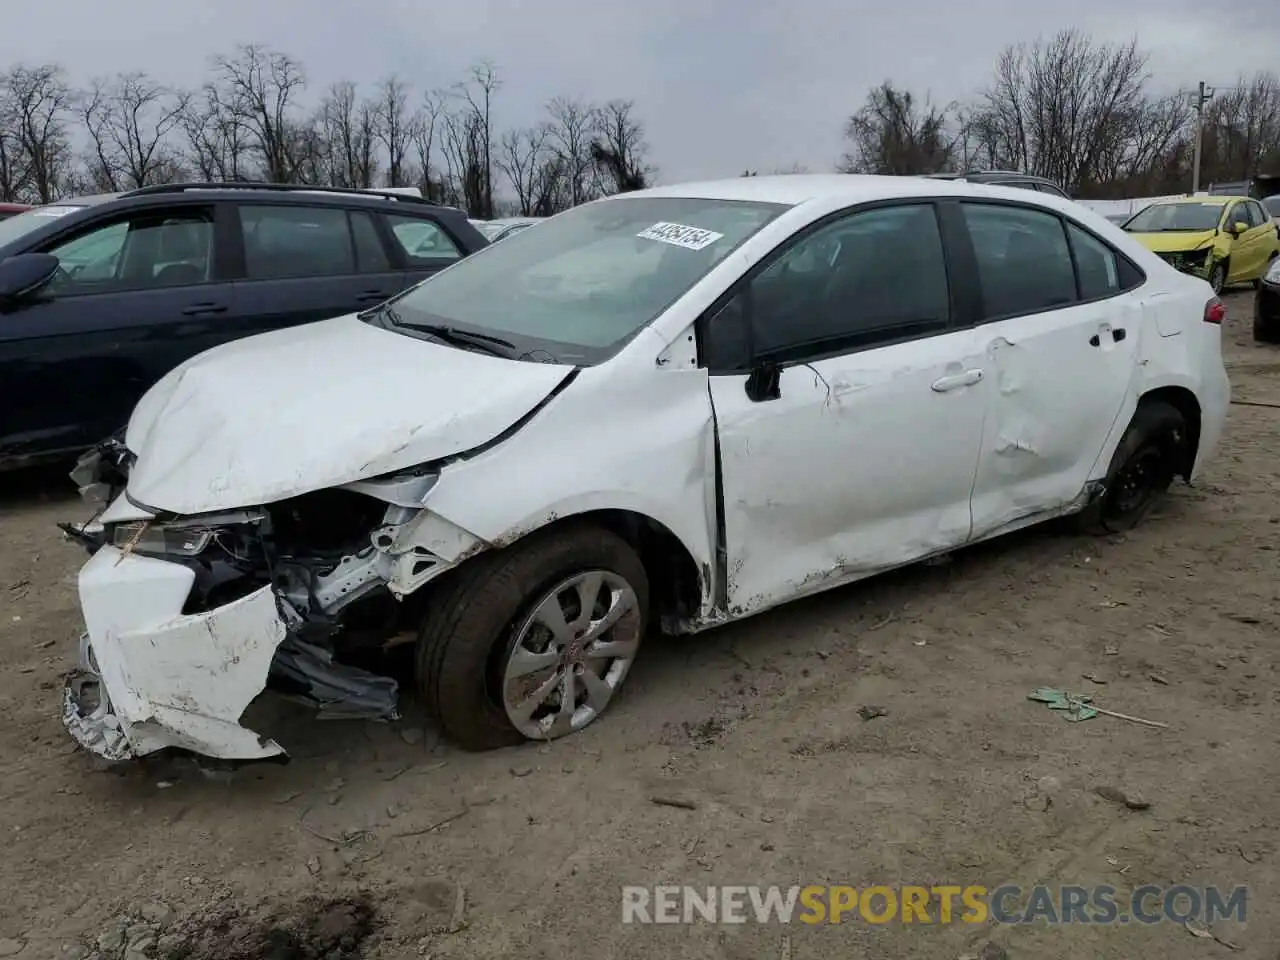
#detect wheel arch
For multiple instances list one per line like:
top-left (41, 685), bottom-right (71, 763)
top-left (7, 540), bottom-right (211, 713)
top-left (1136, 384), bottom-right (1201, 479)
top-left (414, 505), bottom-right (710, 631)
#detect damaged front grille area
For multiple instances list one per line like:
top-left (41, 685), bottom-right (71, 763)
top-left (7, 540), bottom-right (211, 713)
top-left (81, 485), bottom-right (425, 725)
top-left (1157, 248), bottom-right (1211, 275)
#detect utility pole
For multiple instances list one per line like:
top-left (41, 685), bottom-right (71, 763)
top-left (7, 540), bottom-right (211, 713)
top-left (1189, 81), bottom-right (1215, 195)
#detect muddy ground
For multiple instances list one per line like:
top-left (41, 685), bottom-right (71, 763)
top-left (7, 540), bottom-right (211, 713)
top-left (1, 290), bottom-right (1277, 959)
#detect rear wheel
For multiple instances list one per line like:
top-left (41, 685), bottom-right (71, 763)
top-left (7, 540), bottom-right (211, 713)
top-left (1074, 402), bottom-right (1186, 534)
top-left (416, 523), bottom-right (649, 751)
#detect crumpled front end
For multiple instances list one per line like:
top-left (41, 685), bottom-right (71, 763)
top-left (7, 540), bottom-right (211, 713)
top-left (61, 450), bottom-right (490, 762)
top-left (65, 550), bottom-right (292, 761)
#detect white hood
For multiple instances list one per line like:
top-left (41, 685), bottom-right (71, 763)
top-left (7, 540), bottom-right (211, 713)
top-left (124, 314), bottom-right (574, 515)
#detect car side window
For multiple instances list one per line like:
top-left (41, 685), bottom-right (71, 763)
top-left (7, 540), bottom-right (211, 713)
top-left (385, 215), bottom-right (462, 263)
top-left (745, 203), bottom-right (950, 360)
top-left (349, 210), bottom-right (391, 272)
top-left (962, 203), bottom-right (1076, 319)
top-left (239, 205), bottom-right (355, 279)
top-left (1226, 203), bottom-right (1250, 229)
top-left (1246, 201), bottom-right (1267, 226)
top-left (1035, 182), bottom-right (1069, 198)
top-left (1066, 222), bottom-right (1121, 299)
top-left (43, 208), bottom-right (215, 294)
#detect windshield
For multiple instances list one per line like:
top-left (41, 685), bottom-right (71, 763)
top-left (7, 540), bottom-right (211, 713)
top-left (1124, 202), bottom-right (1224, 233)
top-left (0, 204), bottom-right (87, 246)
top-left (372, 196), bottom-right (787, 364)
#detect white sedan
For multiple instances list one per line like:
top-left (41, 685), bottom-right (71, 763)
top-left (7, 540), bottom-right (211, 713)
top-left (63, 174), bottom-right (1229, 761)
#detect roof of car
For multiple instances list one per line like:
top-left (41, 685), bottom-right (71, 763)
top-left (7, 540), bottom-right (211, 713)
top-left (622, 173), bottom-right (1003, 207)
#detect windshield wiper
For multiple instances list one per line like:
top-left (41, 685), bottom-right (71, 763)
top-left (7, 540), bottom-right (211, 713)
top-left (394, 321), bottom-right (517, 358)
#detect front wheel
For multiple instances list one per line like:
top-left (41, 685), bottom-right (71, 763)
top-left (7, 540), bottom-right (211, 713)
top-left (416, 523), bottom-right (649, 751)
top-left (1208, 262), bottom-right (1226, 294)
top-left (1074, 402), bottom-right (1186, 535)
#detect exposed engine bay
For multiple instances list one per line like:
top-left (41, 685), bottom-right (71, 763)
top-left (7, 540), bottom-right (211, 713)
top-left (63, 437), bottom-right (460, 739)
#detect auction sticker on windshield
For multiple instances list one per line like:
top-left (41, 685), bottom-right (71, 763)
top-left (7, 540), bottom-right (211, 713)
top-left (637, 222), bottom-right (725, 251)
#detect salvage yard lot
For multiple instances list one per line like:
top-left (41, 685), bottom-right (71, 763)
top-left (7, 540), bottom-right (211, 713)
top-left (1, 292), bottom-right (1277, 959)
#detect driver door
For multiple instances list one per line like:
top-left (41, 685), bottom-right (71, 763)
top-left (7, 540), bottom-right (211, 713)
top-left (703, 202), bottom-right (989, 616)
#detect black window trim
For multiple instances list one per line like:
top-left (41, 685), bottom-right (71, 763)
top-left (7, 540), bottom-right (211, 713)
top-left (31, 199), bottom-right (226, 296)
top-left (948, 196), bottom-right (1147, 327)
top-left (696, 196), bottom-right (964, 375)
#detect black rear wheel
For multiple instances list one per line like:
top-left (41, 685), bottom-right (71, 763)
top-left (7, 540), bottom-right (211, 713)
top-left (1074, 402), bottom-right (1186, 534)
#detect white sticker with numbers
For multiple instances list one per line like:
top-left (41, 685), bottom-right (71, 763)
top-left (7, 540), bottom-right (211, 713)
top-left (636, 221), bottom-right (724, 251)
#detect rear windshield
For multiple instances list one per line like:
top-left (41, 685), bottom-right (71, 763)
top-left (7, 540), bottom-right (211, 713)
top-left (373, 196), bottom-right (787, 364)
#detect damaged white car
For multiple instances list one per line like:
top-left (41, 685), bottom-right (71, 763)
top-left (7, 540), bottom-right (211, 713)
top-left (62, 175), bottom-right (1229, 762)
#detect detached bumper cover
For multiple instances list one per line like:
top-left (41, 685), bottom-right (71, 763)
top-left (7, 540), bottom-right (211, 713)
top-left (62, 546), bottom-right (290, 761)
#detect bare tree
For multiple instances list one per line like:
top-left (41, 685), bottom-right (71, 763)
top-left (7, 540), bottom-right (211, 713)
top-left (373, 75), bottom-right (414, 187)
top-left (441, 62), bottom-right (500, 216)
top-left (0, 80), bottom-right (29, 200)
top-left (839, 82), bottom-right (956, 175)
top-left (498, 125), bottom-right (552, 214)
top-left (409, 91), bottom-right (446, 202)
top-left (590, 99), bottom-right (651, 193)
top-left (4, 64), bottom-right (74, 201)
top-left (316, 81), bottom-right (378, 187)
top-left (180, 80), bottom-right (251, 181)
top-left (545, 96), bottom-right (597, 207)
top-left (972, 30), bottom-right (1150, 192)
top-left (1199, 73), bottom-right (1280, 184)
top-left (81, 72), bottom-right (188, 190)
top-left (208, 44), bottom-right (307, 182)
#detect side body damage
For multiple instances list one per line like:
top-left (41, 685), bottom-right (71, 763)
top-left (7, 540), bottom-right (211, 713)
top-left (61, 359), bottom-right (717, 762)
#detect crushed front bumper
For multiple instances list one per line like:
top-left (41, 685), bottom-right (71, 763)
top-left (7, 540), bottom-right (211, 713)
top-left (62, 545), bottom-right (291, 761)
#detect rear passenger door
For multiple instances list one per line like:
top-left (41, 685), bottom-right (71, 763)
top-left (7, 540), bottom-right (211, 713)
top-left (382, 213), bottom-right (465, 285)
top-left (959, 201), bottom-right (1146, 538)
top-left (229, 203), bottom-right (404, 336)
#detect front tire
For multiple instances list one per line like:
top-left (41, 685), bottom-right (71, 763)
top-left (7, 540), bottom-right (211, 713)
top-left (416, 523), bottom-right (649, 751)
top-left (1208, 262), bottom-right (1227, 294)
top-left (1074, 402), bottom-right (1186, 535)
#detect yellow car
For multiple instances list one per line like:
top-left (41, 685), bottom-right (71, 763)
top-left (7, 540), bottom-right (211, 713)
top-left (1122, 196), bottom-right (1280, 293)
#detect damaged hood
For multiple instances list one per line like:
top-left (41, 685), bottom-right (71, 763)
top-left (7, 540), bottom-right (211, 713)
top-left (1127, 229), bottom-right (1217, 254)
top-left (125, 314), bottom-right (575, 514)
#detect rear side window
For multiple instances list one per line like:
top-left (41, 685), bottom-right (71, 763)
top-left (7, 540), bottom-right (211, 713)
top-left (962, 203), bottom-right (1076, 318)
top-left (239, 205), bottom-right (355, 279)
top-left (385, 215), bottom-right (462, 263)
top-left (1066, 223), bottom-right (1119, 299)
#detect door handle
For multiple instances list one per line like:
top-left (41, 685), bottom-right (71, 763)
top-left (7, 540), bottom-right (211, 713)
top-left (931, 369), bottom-right (983, 392)
top-left (181, 303), bottom-right (227, 316)
top-left (1089, 327), bottom-right (1127, 347)
top-left (355, 291), bottom-right (389, 303)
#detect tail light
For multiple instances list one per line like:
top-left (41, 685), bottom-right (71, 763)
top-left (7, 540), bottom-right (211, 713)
top-left (1204, 297), bottom-right (1226, 325)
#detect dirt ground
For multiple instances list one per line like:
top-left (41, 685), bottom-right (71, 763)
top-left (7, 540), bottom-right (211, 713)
top-left (1, 290), bottom-right (1277, 960)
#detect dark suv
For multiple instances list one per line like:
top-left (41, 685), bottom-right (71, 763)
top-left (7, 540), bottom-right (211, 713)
top-left (924, 170), bottom-right (1071, 199)
top-left (0, 183), bottom-right (488, 471)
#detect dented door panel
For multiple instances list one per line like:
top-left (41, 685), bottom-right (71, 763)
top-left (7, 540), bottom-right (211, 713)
top-left (968, 297), bottom-right (1140, 537)
top-left (709, 327), bottom-right (988, 618)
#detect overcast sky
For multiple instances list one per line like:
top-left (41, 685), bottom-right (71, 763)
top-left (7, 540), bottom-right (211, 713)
top-left (3, 0), bottom-right (1276, 184)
